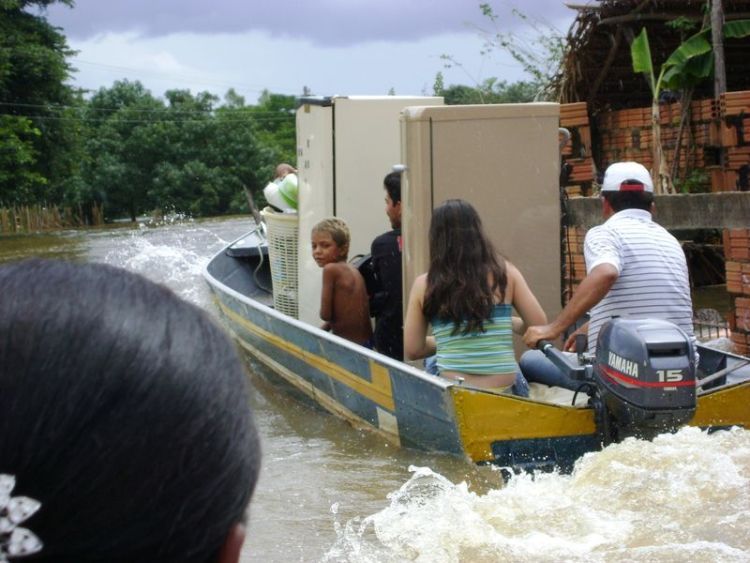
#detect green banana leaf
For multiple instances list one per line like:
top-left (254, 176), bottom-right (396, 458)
top-left (663, 31), bottom-right (712, 69)
top-left (662, 53), bottom-right (713, 90)
top-left (723, 19), bottom-right (750, 39)
top-left (631, 28), bottom-right (653, 73)
top-left (631, 28), bottom-right (655, 91)
top-left (634, 19), bottom-right (750, 94)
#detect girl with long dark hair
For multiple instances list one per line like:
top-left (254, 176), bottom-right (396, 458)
top-left (404, 199), bottom-right (546, 395)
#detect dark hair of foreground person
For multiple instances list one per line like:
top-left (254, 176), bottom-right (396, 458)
top-left (0, 259), bottom-right (260, 563)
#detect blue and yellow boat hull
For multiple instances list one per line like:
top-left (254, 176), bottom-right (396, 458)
top-left (205, 246), bottom-right (750, 471)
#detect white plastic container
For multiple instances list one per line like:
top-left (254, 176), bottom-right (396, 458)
top-left (263, 174), bottom-right (298, 212)
top-left (261, 206), bottom-right (299, 318)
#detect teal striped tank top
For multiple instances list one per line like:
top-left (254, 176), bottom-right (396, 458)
top-left (432, 303), bottom-right (518, 375)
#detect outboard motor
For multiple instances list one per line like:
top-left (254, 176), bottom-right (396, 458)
top-left (593, 318), bottom-right (697, 443)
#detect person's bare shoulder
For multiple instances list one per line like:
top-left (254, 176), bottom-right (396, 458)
top-left (413, 272), bottom-right (428, 289)
top-left (344, 262), bottom-right (363, 276)
top-left (504, 260), bottom-right (521, 278)
top-left (323, 262), bottom-right (347, 275)
top-left (502, 260), bottom-right (524, 300)
top-left (323, 262), bottom-right (353, 288)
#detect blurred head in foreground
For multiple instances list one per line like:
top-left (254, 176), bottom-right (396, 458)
top-left (0, 259), bottom-right (261, 563)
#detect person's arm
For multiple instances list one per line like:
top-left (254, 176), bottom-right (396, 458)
top-left (319, 264), bottom-right (337, 324)
top-left (403, 274), bottom-right (436, 360)
top-left (508, 263), bottom-right (547, 330)
top-left (523, 263), bottom-right (618, 348)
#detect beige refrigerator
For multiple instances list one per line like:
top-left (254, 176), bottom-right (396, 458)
top-left (295, 95), bottom-right (443, 326)
top-left (400, 103), bottom-right (563, 355)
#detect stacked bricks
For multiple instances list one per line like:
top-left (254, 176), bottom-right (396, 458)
top-left (594, 100), bottom-right (721, 192)
top-left (591, 92), bottom-right (750, 193)
top-left (562, 226), bottom-right (587, 305)
top-left (716, 91), bottom-right (750, 192)
top-left (558, 104), bottom-right (591, 300)
top-left (725, 228), bottom-right (750, 356)
top-left (597, 106), bottom-right (654, 173)
top-left (560, 102), bottom-right (594, 197)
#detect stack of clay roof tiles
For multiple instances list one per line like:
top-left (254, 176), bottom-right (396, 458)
top-left (726, 229), bottom-right (750, 355)
top-left (561, 226), bottom-right (587, 305)
top-left (560, 91), bottom-right (750, 195)
top-left (560, 102), bottom-right (594, 197)
top-left (716, 91), bottom-right (750, 191)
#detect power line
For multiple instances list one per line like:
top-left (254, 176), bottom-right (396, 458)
top-left (1, 112), bottom-right (295, 125)
top-left (0, 100), bottom-right (296, 116)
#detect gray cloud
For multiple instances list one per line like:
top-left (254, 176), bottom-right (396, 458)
top-left (43, 0), bottom-right (574, 46)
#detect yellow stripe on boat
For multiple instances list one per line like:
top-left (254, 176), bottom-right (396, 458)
top-left (234, 335), bottom-right (402, 447)
top-left (450, 386), bottom-right (597, 463)
top-left (219, 302), bottom-right (395, 411)
top-left (691, 380), bottom-right (750, 428)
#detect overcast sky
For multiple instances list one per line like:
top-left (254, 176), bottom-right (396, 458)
top-left (42, 0), bottom-right (580, 103)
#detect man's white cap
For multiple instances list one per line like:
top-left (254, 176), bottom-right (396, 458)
top-left (601, 162), bottom-right (654, 193)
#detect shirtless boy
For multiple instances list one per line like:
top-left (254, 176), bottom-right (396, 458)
top-left (311, 218), bottom-right (373, 347)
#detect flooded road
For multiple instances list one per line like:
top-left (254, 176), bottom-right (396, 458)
top-left (2, 217), bottom-right (748, 562)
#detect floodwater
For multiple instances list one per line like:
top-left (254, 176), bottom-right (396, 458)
top-left (1, 217), bottom-right (749, 562)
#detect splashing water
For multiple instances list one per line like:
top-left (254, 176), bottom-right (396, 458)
top-left (101, 230), bottom-right (208, 304)
top-left (4, 218), bottom-right (749, 562)
top-left (323, 426), bottom-right (750, 563)
top-left (84, 218), bottom-right (251, 306)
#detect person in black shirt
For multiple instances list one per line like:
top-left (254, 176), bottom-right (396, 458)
top-left (369, 170), bottom-right (404, 360)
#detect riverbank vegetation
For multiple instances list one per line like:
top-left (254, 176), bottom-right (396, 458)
top-left (1, 1), bottom-right (538, 231)
top-left (1, 0), bottom-right (297, 228)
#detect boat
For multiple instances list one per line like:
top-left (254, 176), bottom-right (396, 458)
top-left (204, 221), bottom-right (750, 472)
top-left (204, 224), bottom-right (750, 471)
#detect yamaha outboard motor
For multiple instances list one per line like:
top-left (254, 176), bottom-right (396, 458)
top-left (593, 318), bottom-right (697, 443)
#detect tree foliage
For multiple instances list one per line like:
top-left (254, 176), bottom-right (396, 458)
top-left (476, 3), bottom-right (564, 91)
top-left (435, 78), bottom-right (539, 105)
top-left (0, 0), bottom-right (296, 221)
top-left (0, 0), bottom-right (77, 205)
top-left (78, 81), bottom-right (291, 221)
top-left (0, 115), bottom-right (45, 203)
top-left (630, 19), bottom-right (750, 193)
top-left (436, 3), bottom-right (564, 104)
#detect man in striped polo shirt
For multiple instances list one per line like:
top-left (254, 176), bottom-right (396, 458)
top-left (521, 161), bottom-right (696, 390)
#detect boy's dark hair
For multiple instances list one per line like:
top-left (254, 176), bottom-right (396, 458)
top-left (423, 199), bottom-right (507, 335)
top-left (602, 190), bottom-right (654, 212)
top-left (383, 171), bottom-right (401, 204)
top-left (0, 259), bottom-right (260, 563)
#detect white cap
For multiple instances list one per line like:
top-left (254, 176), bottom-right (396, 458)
top-left (601, 162), bottom-right (654, 193)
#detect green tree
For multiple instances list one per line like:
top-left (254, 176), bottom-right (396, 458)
top-left (0, 115), bottom-right (45, 204)
top-left (81, 80), bottom-right (166, 220)
top-left (223, 88), bottom-right (246, 109)
top-left (144, 88), bottom-right (282, 217)
top-left (151, 160), bottom-right (223, 217)
top-left (433, 72), bottom-right (445, 97)
top-left (438, 79), bottom-right (539, 105)
top-left (476, 4), bottom-right (564, 92)
top-left (250, 90), bottom-right (296, 164)
top-left (0, 0), bottom-right (78, 205)
top-left (75, 80), bottom-right (295, 221)
top-left (437, 4), bottom-right (562, 103)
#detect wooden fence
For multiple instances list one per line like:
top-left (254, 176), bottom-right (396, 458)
top-left (0, 204), bottom-right (104, 234)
